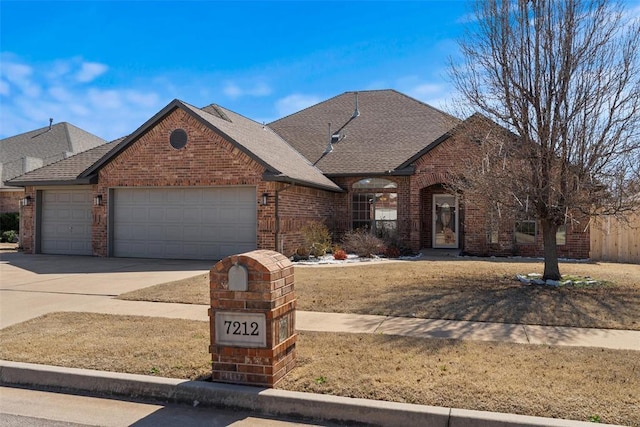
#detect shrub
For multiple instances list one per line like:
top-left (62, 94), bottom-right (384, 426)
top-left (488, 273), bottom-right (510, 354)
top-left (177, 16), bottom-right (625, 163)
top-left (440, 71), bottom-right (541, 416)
top-left (333, 249), bottom-right (348, 260)
top-left (301, 221), bottom-right (332, 257)
top-left (292, 246), bottom-right (310, 261)
top-left (382, 232), bottom-right (415, 257)
top-left (342, 229), bottom-right (385, 258)
top-left (1, 230), bottom-right (17, 243)
top-left (0, 212), bottom-right (19, 232)
top-left (385, 245), bottom-right (401, 258)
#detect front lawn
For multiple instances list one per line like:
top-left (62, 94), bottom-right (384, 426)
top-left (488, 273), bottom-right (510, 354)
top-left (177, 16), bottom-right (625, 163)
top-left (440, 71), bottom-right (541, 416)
top-left (0, 312), bottom-right (638, 425)
top-left (118, 259), bottom-right (640, 330)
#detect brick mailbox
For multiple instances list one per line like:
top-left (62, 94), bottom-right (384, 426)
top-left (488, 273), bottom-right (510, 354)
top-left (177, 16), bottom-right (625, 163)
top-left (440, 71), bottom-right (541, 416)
top-left (209, 250), bottom-right (296, 387)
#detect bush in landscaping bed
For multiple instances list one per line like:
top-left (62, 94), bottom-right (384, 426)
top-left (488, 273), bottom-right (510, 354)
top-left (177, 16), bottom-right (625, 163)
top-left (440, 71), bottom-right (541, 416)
top-left (342, 229), bottom-right (385, 258)
top-left (1, 230), bottom-right (17, 243)
top-left (301, 221), bottom-right (332, 257)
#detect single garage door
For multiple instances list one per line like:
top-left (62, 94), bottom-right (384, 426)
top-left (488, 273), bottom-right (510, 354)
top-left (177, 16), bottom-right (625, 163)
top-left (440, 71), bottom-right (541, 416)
top-left (113, 187), bottom-right (257, 260)
top-left (40, 189), bottom-right (93, 255)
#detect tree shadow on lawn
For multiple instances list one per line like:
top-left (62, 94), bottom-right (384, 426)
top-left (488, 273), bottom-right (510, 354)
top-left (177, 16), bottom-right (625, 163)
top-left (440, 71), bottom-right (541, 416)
top-left (361, 280), bottom-right (640, 330)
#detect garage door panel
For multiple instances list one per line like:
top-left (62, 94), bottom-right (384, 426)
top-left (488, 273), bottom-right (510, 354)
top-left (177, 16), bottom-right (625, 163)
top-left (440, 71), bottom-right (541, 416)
top-left (114, 187), bottom-right (256, 260)
top-left (41, 189), bottom-right (92, 255)
top-left (184, 189), bottom-right (203, 203)
top-left (148, 208), bottom-right (165, 221)
top-left (132, 207), bottom-right (150, 221)
top-left (183, 208), bottom-right (200, 222)
top-left (165, 208), bottom-right (183, 222)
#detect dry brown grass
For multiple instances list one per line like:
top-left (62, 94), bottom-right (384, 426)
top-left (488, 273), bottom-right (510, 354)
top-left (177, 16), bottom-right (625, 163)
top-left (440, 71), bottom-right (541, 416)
top-left (1, 312), bottom-right (638, 425)
top-left (0, 312), bottom-right (212, 380)
top-left (119, 259), bottom-right (640, 330)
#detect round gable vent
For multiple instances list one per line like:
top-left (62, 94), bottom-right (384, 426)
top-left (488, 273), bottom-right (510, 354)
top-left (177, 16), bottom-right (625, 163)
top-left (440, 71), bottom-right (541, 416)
top-left (169, 129), bottom-right (188, 149)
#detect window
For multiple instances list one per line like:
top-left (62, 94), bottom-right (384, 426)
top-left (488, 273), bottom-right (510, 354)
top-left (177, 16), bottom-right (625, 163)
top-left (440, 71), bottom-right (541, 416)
top-left (556, 224), bottom-right (566, 245)
top-left (487, 229), bottom-right (499, 244)
top-left (352, 178), bottom-right (397, 237)
top-left (515, 220), bottom-right (536, 244)
top-left (487, 208), bottom-right (500, 244)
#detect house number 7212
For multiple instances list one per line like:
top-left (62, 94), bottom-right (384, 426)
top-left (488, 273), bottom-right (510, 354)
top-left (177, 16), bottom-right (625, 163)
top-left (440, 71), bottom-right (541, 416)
top-left (224, 320), bottom-right (259, 336)
top-left (215, 312), bottom-right (267, 347)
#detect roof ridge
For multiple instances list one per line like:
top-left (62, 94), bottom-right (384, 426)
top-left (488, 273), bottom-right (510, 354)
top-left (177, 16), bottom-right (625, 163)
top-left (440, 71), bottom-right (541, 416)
top-left (204, 104), bottom-right (325, 171)
top-left (391, 89), bottom-right (461, 123)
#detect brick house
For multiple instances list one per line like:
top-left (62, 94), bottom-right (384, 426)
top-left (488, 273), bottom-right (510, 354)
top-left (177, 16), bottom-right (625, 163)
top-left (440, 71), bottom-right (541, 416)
top-left (8, 90), bottom-right (590, 259)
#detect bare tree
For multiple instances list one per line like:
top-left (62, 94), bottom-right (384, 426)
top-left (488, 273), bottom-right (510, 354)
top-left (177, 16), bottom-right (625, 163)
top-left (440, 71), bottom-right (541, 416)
top-left (449, 0), bottom-right (640, 280)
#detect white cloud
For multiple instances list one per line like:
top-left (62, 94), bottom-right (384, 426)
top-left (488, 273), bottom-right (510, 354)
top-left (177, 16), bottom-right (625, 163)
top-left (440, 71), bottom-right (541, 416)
top-left (223, 82), bottom-right (242, 99)
top-left (75, 61), bottom-right (108, 83)
top-left (0, 79), bottom-right (9, 96)
top-left (456, 12), bottom-right (477, 24)
top-left (275, 93), bottom-right (321, 117)
top-left (0, 54), bottom-right (163, 141)
top-left (1, 61), bottom-right (40, 98)
top-left (125, 91), bottom-right (159, 108)
top-left (223, 81), bottom-right (272, 99)
top-left (409, 83), bottom-right (444, 98)
top-left (88, 89), bottom-right (122, 109)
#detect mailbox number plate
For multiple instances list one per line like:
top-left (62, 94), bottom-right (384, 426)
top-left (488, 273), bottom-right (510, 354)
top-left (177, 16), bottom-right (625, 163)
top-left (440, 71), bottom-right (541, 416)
top-left (215, 312), bottom-right (267, 348)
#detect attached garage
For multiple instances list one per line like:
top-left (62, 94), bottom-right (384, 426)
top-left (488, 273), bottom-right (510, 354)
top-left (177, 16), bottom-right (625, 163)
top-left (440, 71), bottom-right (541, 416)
top-left (39, 189), bottom-right (93, 255)
top-left (112, 186), bottom-right (257, 260)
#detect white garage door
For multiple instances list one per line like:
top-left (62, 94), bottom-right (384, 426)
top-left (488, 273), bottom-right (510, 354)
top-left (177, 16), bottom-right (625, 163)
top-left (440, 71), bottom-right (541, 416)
top-left (41, 189), bottom-right (93, 255)
top-left (113, 187), bottom-right (257, 260)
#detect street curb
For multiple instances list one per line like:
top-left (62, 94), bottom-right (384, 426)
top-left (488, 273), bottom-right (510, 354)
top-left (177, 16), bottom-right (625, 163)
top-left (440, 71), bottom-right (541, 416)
top-left (0, 361), bottom-right (620, 427)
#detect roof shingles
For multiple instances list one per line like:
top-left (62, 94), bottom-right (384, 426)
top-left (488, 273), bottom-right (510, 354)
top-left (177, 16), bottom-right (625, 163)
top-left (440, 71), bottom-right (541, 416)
top-left (269, 90), bottom-right (460, 175)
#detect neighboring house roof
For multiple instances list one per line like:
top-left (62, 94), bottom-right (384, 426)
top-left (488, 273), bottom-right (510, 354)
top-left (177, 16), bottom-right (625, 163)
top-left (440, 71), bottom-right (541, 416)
top-left (268, 89), bottom-right (461, 176)
top-left (6, 140), bottom-right (123, 187)
top-left (0, 122), bottom-right (106, 188)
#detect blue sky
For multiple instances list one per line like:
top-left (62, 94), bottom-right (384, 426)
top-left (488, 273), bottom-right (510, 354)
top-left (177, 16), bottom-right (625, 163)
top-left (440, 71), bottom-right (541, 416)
top-left (1, 1), bottom-right (639, 141)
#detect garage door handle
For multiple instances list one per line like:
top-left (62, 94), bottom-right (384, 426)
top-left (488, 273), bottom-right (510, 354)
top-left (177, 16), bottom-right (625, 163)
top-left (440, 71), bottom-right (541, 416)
top-left (69, 226), bottom-right (73, 232)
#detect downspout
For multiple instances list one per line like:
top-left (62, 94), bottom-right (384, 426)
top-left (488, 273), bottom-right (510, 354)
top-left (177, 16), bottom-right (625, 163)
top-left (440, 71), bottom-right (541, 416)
top-left (275, 183), bottom-right (295, 254)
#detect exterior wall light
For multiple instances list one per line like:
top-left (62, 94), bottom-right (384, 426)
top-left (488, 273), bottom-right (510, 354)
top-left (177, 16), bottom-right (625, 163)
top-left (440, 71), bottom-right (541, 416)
top-left (261, 193), bottom-right (269, 206)
top-left (19, 196), bottom-right (32, 207)
top-left (94, 195), bottom-right (103, 206)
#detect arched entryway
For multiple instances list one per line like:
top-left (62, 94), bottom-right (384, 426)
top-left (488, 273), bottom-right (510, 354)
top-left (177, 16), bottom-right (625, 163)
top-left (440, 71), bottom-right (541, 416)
top-left (420, 184), bottom-right (462, 249)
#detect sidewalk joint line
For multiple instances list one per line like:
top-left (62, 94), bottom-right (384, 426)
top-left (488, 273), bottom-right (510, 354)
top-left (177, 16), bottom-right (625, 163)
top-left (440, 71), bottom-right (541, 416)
top-left (522, 325), bottom-right (531, 344)
top-left (372, 316), bottom-right (390, 334)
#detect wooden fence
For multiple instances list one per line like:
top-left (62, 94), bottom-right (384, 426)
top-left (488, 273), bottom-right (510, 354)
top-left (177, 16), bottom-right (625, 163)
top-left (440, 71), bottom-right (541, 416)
top-left (590, 213), bottom-right (640, 264)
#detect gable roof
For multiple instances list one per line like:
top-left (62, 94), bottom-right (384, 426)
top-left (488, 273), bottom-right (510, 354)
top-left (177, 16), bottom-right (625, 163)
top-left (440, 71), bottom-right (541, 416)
top-left (0, 122), bottom-right (106, 187)
top-left (79, 99), bottom-right (341, 192)
top-left (268, 89), bottom-right (461, 176)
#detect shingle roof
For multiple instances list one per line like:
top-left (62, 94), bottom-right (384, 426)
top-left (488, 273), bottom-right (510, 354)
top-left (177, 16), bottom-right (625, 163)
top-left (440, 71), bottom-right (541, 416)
top-left (0, 122), bottom-right (106, 187)
top-left (80, 100), bottom-right (341, 192)
top-left (268, 89), bottom-right (461, 175)
top-left (6, 140), bottom-right (123, 186)
top-left (193, 103), bottom-right (341, 191)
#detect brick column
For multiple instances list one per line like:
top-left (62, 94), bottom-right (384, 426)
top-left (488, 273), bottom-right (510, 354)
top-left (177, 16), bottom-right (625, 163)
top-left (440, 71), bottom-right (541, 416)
top-left (209, 250), bottom-right (296, 387)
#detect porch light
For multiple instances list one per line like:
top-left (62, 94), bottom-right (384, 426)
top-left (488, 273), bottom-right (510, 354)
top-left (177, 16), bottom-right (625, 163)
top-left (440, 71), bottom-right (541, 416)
top-left (94, 195), bottom-right (103, 206)
top-left (261, 193), bottom-right (269, 206)
top-left (19, 196), bottom-right (32, 207)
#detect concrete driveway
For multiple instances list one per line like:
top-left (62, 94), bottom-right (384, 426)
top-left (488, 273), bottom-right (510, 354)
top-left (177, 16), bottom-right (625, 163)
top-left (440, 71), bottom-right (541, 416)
top-left (0, 250), bottom-right (212, 328)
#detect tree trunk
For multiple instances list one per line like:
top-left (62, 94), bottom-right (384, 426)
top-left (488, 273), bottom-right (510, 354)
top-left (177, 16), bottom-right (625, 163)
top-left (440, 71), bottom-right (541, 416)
top-left (541, 219), bottom-right (561, 281)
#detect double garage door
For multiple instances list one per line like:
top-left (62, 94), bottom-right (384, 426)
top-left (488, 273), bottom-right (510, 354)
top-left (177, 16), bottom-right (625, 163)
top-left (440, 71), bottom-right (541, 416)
top-left (112, 187), bottom-right (257, 260)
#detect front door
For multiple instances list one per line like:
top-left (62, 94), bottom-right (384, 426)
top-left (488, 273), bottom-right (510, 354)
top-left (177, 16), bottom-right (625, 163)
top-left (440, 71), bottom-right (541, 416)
top-left (433, 194), bottom-right (458, 248)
